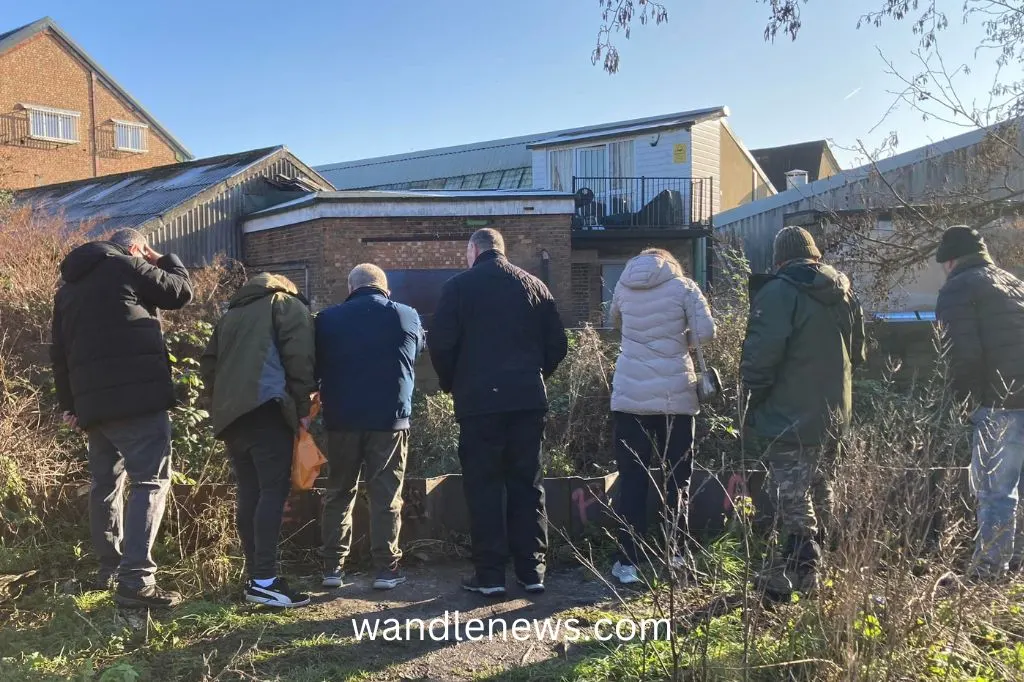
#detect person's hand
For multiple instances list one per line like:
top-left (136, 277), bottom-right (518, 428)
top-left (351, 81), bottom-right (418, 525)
top-left (141, 244), bottom-right (163, 265)
top-left (300, 416), bottom-right (312, 430)
top-left (62, 411), bottom-right (79, 431)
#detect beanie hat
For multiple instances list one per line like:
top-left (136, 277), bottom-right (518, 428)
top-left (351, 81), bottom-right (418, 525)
top-left (773, 226), bottom-right (822, 265)
top-left (935, 225), bottom-right (988, 263)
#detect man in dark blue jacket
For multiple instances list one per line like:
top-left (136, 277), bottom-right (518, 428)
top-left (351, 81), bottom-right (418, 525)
top-left (316, 264), bottom-right (425, 590)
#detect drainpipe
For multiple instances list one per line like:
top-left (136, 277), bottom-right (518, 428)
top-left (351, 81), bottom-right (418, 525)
top-left (539, 249), bottom-right (551, 286)
top-left (88, 72), bottom-right (99, 177)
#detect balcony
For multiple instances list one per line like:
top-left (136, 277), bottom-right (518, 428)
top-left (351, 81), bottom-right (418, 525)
top-left (571, 176), bottom-right (713, 230)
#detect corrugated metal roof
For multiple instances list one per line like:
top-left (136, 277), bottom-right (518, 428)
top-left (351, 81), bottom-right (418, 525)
top-left (17, 147), bottom-right (283, 236)
top-left (316, 106), bottom-right (728, 190)
top-left (0, 16), bottom-right (192, 159)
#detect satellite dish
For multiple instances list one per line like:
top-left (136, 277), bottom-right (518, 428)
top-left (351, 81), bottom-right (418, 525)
top-left (574, 187), bottom-right (595, 208)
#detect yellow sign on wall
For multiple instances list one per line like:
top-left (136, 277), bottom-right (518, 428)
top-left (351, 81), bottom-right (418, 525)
top-left (672, 143), bottom-right (688, 164)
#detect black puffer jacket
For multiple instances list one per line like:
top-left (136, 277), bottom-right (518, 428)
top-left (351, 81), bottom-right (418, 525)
top-left (51, 241), bottom-right (193, 428)
top-left (429, 250), bottom-right (568, 420)
top-left (936, 253), bottom-right (1024, 408)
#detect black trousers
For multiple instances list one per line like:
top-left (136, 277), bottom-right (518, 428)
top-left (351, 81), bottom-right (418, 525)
top-left (458, 410), bottom-right (547, 586)
top-left (223, 403), bottom-right (294, 581)
top-left (613, 412), bottom-right (695, 566)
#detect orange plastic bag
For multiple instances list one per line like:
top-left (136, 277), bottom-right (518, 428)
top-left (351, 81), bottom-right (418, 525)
top-left (292, 394), bottom-right (327, 491)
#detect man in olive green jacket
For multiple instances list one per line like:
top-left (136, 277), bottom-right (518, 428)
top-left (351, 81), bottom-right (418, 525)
top-left (741, 226), bottom-right (865, 599)
top-left (201, 273), bottom-right (316, 608)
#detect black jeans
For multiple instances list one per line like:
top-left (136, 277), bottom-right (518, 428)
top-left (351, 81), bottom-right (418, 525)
top-left (222, 403), bottom-right (294, 581)
top-left (458, 410), bottom-right (547, 586)
top-left (613, 412), bottom-right (695, 566)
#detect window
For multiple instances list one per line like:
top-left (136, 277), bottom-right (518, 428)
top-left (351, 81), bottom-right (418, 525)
top-left (113, 121), bottom-right (148, 152)
top-left (601, 263), bottom-right (626, 326)
top-left (548, 149), bottom-right (573, 192)
top-left (25, 105), bottom-right (79, 143)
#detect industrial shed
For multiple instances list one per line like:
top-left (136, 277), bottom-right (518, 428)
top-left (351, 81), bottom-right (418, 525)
top-left (715, 119), bottom-right (1024, 311)
top-left (16, 146), bottom-right (334, 265)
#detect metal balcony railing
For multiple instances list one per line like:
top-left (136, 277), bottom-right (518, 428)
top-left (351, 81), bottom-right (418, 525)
top-left (570, 176), bottom-right (713, 230)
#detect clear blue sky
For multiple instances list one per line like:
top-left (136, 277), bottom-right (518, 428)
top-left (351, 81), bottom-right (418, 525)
top-left (3, 0), bottom-right (1011, 169)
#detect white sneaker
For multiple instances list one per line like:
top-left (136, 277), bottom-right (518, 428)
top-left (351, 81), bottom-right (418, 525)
top-left (612, 561), bottom-right (641, 585)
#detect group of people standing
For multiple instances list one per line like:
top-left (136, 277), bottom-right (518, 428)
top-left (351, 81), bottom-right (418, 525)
top-left (49, 220), bottom-right (1024, 610)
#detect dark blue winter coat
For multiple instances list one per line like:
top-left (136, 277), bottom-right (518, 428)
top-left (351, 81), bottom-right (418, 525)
top-left (315, 287), bottom-right (425, 431)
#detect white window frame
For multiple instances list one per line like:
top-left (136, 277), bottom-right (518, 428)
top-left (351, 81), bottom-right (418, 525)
top-left (113, 120), bottom-right (149, 153)
top-left (23, 104), bottom-right (80, 144)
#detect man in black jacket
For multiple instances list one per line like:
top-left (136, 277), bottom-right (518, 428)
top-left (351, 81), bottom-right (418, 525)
top-left (430, 229), bottom-right (568, 596)
top-left (935, 225), bottom-right (1024, 580)
top-left (51, 228), bottom-right (193, 608)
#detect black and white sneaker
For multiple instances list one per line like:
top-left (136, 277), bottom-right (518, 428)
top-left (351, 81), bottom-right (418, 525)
top-left (462, 576), bottom-right (506, 597)
top-left (245, 578), bottom-right (310, 608)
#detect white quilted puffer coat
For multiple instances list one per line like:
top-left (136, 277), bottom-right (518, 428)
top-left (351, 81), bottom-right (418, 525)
top-left (609, 253), bottom-right (716, 416)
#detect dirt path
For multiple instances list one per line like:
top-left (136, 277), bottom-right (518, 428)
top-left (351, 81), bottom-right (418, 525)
top-left (268, 562), bottom-right (617, 680)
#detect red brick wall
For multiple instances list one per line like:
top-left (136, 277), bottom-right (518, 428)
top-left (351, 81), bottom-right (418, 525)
top-left (244, 213), bottom-right (574, 322)
top-left (0, 30), bottom-right (180, 189)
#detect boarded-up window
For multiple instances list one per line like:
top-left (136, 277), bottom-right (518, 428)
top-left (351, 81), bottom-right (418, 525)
top-left (386, 269), bottom-right (463, 328)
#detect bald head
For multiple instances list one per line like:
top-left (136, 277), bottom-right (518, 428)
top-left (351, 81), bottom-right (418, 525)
top-left (348, 263), bottom-right (388, 294)
top-left (466, 228), bottom-right (505, 268)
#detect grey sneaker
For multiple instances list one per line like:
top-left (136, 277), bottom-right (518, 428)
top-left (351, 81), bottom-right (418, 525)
top-left (114, 584), bottom-right (182, 609)
top-left (373, 565), bottom-right (407, 590)
top-left (322, 568), bottom-right (345, 588)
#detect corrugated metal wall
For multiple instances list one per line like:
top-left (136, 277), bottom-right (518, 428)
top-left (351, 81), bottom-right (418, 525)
top-left (145, 155), bottom-right (326, 266)
top-left (717, 126), bottom-right (1024, 273)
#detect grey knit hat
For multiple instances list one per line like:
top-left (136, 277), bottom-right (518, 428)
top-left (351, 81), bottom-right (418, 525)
top-left (935, 225), bottom-right (987, 263)
top-left (773, 226), bottom-right (822, 265)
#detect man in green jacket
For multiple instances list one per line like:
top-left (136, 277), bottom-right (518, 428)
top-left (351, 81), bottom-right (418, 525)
top-left (741, 226), bottom-right (866, 598)
top-left (201, 273), bottom-right (316, 607)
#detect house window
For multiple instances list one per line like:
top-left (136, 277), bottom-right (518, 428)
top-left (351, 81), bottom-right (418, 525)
top-left (25, 105), bottom-right (79, 143)
top-left (549, 149), bottom-right (573, 192)
top-left (549, 141), bottom-right (636, 208)
top-left (113, 121), bottom-right (148, 152)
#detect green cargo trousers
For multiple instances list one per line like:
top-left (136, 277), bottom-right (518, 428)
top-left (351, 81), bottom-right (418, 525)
top-left (320, 430), bottom-right (408, 569)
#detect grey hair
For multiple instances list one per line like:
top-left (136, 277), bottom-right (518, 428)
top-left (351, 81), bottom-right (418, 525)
top-left (348, 263), bottom-right (388, 292)
top-left (109, 228), bottom-right (148, 251)
top-left (469, 228), bottom-right (504, 254)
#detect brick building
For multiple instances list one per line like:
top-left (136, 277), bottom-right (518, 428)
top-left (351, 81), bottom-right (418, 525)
top-left (242, 190), bottom-right (574, 322)
top-left (0, 17), bottom-right (191, 190)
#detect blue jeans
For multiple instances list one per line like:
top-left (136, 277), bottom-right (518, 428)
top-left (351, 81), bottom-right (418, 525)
top-left (970, 407), bottom-right (1024, 576)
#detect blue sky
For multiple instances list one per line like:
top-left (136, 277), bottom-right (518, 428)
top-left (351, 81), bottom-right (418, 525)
top-left (3, 0), bottom-right (1011, 168)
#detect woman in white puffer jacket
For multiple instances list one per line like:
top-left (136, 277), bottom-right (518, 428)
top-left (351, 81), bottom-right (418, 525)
top-left (607, 248), bottom-right (716, 585)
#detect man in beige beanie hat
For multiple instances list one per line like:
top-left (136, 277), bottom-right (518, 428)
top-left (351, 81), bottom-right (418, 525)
top-left (741, 226), bottom-right (865, 599)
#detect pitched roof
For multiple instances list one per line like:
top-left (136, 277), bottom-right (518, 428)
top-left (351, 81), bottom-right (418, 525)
top-left (0, 16), bottom-right (192, 160)
top-left (16, 146), bottom-right (331, 235)
top-left (750, 140), bottom-right (838, 193)
top-left (316, 106), bottom-right (729, 190)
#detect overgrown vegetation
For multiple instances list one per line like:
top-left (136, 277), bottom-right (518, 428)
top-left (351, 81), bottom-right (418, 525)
top-left (2, 206), bottom-right (1023, 680)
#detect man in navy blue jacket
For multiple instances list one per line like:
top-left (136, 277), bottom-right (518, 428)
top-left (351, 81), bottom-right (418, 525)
top-left (316, 264), bottom-right (425, 590)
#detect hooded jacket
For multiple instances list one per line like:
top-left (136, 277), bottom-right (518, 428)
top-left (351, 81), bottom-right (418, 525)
top-left (609, 252), bottom-right (716, 416)
top-left (200, 273), bottom-right (316, 437)
top-left (936, 253), bottom-right (1024, 408)
top-left (740, 260), bottom-right (866, 448)
top-left (50, 241), bottom-right (193, 428)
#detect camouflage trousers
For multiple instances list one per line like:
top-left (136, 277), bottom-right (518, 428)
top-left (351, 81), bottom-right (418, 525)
top-left (761, 444), bottom-right (834, 541)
